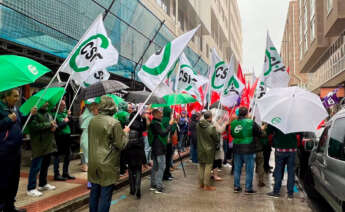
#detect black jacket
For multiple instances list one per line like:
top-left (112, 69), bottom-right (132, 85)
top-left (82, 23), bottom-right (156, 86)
top-left (189, 114), bottom-right (199, 146)
top-left (150, 118), bottom-right (171, 156)
top-left (0, 101), bottom-right (26, 158)
top-left (126, 113), bottom-right (147, 166)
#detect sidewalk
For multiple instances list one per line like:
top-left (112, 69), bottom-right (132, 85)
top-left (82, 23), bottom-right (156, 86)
top-left (16, 150), bottom-right (190, 212)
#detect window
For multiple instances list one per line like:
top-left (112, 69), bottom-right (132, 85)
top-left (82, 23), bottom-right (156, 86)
top-left (317, 126), bottom-right (330, 153)
top-left (328, 118), bottom-right (345, 161)
top-left (327, 0), bottom-right (333, 14)
top-left (206, 44), bottom-right (209, 59)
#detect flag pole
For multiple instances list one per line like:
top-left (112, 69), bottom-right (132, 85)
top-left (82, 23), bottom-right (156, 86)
top-left (68, 85), bottom-right (82, 112)
top-left (54, 74), bottom-right (74, 121)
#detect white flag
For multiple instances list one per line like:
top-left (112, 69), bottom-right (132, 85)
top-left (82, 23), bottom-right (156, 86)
top-left (60, 14), bottom-right (118, 85)
top-left (263, 33), bottom-right (290, 88)
top-left (210, 48), bottom-right (229, 92)
top-left (220, 56), bottom-right (245, 108)
top-left (81, 69), bottom-right (110, 88)
top-left (176, 53), bottom-right (208, 103)
top-left (138, 25), bottom-right (200, 97)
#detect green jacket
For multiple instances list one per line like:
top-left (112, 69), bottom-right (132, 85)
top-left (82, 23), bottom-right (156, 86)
top-left (28, 110), bottom-right (57, 158)
top-left (231, 119), bottom-right (253, 145)
top-left (88, 114), bottom-right (128, 187)
top-left (56, 110), bottom-right (71, 135)
top-left (197, 119), bottom-right (219, 164)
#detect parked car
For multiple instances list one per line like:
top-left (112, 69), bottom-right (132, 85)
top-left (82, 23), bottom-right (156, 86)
top-left (309, 108), bottom-right (345, 212)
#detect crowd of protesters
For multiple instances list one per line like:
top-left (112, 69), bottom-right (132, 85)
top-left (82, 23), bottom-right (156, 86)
top-left (0, 88), bottom-right (305, 212)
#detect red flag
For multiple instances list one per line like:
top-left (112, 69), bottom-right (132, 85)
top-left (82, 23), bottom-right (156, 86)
top-left (249, 78), bottom-right (259, 98)
top-left (287, 66), bottom-right (290, 74)
top-left (211, 91), bottom-right (220, 105)
top-left (240, 85), bottom-right (250, 108)
top-left (237, 64), bottom-right (246, 85)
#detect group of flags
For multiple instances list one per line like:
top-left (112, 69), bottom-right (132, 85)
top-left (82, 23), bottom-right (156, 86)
top-left (54, 13), bottom-right (294, 117)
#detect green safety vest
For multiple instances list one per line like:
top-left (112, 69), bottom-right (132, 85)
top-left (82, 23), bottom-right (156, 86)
top-left (231, 119), bottom-right (253, 145)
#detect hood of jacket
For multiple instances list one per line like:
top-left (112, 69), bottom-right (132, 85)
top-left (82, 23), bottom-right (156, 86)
top-left (199, 119), bottom-right (211, 128)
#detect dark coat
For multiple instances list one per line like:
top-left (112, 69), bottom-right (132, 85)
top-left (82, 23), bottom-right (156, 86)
top-left (189, 114), bottom-right (199, 146)
top-left (0, 101), bottom-right (25, 158)
top-left (125, 113), bottom-right (147, 167)
top-left (150, 118), bottom-right (171, 156)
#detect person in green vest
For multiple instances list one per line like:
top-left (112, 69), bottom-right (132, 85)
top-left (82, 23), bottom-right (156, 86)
top-left (53, 100), bottom-right (75, 181)
top-left (231, 107), bottom-right (262, 194)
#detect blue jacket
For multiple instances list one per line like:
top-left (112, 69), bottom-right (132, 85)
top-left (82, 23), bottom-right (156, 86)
top-left (0, 101), bottom-right (25, 158)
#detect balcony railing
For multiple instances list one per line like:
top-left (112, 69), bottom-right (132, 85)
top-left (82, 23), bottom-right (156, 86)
top-left (307, 33), bottom-right (345, 91)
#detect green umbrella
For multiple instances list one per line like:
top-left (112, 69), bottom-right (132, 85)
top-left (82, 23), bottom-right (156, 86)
top-left (0, 55), bottom-right (51, 92)
top-left (152, 93), bottom-right (197, 107)
top-left (95, 94), bottom-right (124, 105)
top-left (20, 87), bottom-right (66, 116)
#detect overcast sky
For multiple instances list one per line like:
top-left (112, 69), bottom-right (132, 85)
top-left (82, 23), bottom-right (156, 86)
top-left (238, 0), bottom-right (290, 76)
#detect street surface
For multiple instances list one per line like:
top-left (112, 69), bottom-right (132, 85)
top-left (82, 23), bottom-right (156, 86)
top-left (79, 159), bottom-right (314, 212)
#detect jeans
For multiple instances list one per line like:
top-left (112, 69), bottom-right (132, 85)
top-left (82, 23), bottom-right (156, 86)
top-left (178, 133), bottom-right (186, 152)
top-left (190, 143), bottom-right (198, 163)
top-left (151, 155), bottom-right (166, 191)
top-left (199, 163), bottom-right (213, 186)
top-left (273, 151), bottom-right (296, 195)
top-left (163, 143), bottom-right (173, 179)
top-left (143, 136), bottom-right (151, 163)
top-left (89, 183), bottom-right (113, 212)
top-left (27, 154), bottom-right (51, 190)
top-left (128, 165), bottom-right (142, 197)
top-left (234, 153), bottom-right (255, 191)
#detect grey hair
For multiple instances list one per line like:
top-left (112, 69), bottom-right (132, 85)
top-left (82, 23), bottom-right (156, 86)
top-left (98, 95), bottom-right (117, 116)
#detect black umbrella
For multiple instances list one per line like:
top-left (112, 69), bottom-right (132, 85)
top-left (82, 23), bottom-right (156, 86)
top-left (83, 80), bottom-right (129, 100)
top-left (124, 90), bottom-right (166, 105)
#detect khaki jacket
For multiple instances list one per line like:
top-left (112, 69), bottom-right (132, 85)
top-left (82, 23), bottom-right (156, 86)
top-left (88, 114), bottom-right (128, 187)
top-left (197, 119), bottom-right (219, 164)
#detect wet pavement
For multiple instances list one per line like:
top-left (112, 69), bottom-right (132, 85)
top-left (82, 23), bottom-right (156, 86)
top-left (79, 160), bottom-right (314, 212)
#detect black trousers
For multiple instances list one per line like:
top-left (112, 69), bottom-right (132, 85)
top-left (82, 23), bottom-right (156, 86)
top-left (263, 145), bottom-right (272, 172)
top-left (128, 165), bottom-right (142, 197)
top-left (120, 150), bottom-right (127, 175)
top-left (0, 154), bottom-right (20, 211)
top-left (54, 134), bottom-right (71, 176)
top-left (163, 143), bottom-right (173, 179)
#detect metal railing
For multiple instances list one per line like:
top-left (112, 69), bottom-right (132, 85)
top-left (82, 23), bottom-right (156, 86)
top-left (307, 33), bottom-right (345, 91)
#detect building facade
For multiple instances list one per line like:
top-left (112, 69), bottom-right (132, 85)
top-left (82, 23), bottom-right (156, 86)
top-left (140, 0), bottom-right (243, 65)
top-left (287, 0), bottom-right (345, 95)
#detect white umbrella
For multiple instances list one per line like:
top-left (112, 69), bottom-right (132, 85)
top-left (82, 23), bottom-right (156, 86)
top-left (257, 86), bottom-right (328, 134)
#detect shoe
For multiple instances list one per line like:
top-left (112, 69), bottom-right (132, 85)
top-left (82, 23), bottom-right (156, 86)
top-left (199, 184), bottom-right (204, 189)
top-left (258, 182), bottom-right (266, 187)
top-left (168, 177), bottom-right (174, 181)
top-left (203, 186), bottom-right (216, 191)
top-left (155, 189), bottom-right (164, 194)
top-left (27, 189), bottom-right (43, 197)
top-left (267, 191), bottom-right (280, 198)
top-left (214, 177), bottom-right (223, 181)
top-left (149, 187), bottom-right (156, 191)
top-left (288, 194), bottom-right (294, 200)
top-left (245, 190), bottom-right (256, 194)
top-left (233, 187), bottom-right (242, 193)
top-left (38, 184), bottom-right (56, 191)
top-left (54, 175), bottom-right (66, 181)
top-left (130, 191), bottom-right (135, 195)
top-left (62, 174), bottom-right (76, 180)
top-left (136, 192), bottom-right (141, 199)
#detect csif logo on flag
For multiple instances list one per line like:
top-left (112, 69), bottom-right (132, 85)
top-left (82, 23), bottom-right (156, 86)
top-left (211, 61), bottom-right (228, 89)
top-left (264, 47), bottom-right (286, 76)
top-left (69, 34), bottom-right (109, 72)
top-left (223, 76), bottom-right (240, 96)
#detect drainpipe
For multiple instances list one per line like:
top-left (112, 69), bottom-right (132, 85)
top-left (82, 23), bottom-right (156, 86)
top-left (292, 0), bottom-right (304, 88)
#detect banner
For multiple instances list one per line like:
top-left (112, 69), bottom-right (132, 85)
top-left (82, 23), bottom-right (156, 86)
top-left (82, 69), bottom-right (110, 88)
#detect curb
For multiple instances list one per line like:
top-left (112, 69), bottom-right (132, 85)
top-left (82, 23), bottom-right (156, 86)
top-left (50, 153), bottom-right (190, 212)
